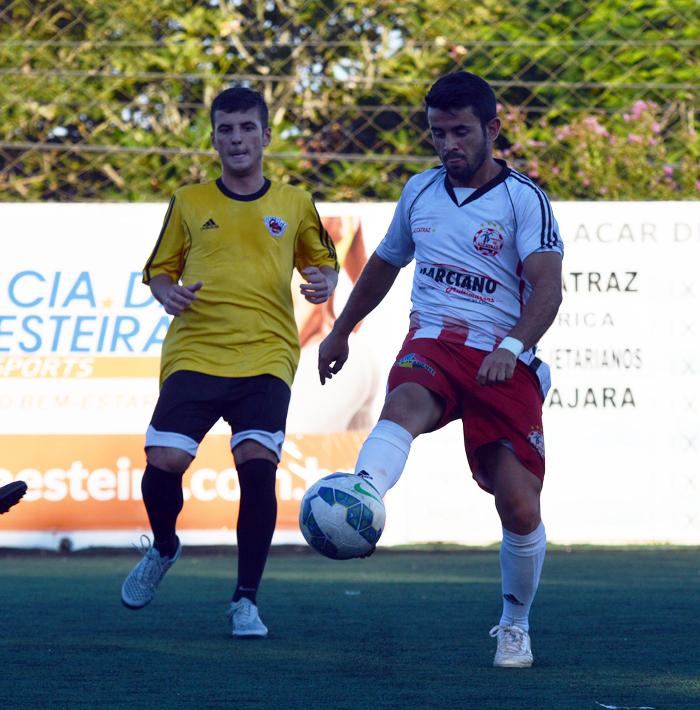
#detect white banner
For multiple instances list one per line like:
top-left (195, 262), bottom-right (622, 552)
top-left (0, 201), bottom-right (698, 546)
top-left (0, 204), bottom-right (164, 434)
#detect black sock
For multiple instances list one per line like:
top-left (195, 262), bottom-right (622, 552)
top-left (141, 463), bottom-right (184, 559)
top-left (232, 458), bottom-right (278, 605)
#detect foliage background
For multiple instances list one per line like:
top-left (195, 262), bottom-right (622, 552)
top-left (1, 0), bottom-right (698, 201)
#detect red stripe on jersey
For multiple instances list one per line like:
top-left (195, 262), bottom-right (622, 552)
top-left (440, 315), bottom-right (471, 345)
top-left (408, 313), bottom-right (472, 346)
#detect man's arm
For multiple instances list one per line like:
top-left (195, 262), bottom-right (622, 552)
top-left (318, 252), bottom-right (401, 384)
top-left (149, 273), bottom-right (203, 317)
top-left (476, 251), bottom-right (562, 386)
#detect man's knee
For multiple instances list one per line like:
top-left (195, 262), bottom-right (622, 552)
top-left (146, 446), bottom-right (193, 474)
top-left (481, 443), bottom-right (542, 534)
top-left (497, 497), bottom-right (541, 535)
top-left (233, 439), bottom-right (278, 467)
top-left (380, 383), bottom-right (443, 437)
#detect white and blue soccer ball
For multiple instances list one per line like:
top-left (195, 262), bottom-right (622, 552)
top-left (299, 472), bottom-right (386, 560)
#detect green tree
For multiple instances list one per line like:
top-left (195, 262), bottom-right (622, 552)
top-left (0, 0), bottom-right (698, 201)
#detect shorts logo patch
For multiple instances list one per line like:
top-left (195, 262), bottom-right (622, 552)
top-left (396, 353), bottom-right (435, 375)
top-left (263, 216), bottom-right (288, 237)
top-left (527, 426), bottom-right (545, 458)
top-left (473, 223), bottom-right (504, 256)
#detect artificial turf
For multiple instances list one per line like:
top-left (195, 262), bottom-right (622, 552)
top-left (0, 546), bottom-right (697, 710)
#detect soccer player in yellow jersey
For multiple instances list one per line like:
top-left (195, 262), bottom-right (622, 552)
top-left (121, 87), bottom-right (339, 637)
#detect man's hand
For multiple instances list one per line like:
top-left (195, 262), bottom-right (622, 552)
top-left (476, 347), bottom-right (518, 386)
top-left (318, 329), bottom-right (350, 384)
top-left (162, 281), bottom-right (203, 317)
top-left (300, 267), bottom-right (334, 304)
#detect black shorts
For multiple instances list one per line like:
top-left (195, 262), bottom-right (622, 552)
top-left (145, 370), bottom-right (291, 460)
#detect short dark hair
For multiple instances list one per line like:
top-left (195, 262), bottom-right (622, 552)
top-left (425, 71), bottom-right (498, 128)
top-left (210, 87), bottom-right (269, 129)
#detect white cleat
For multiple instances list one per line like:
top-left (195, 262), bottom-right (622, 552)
top-left (227, 598), bottom-right (268, 639)
top-left (121, 536), bottom-right (181, 610)
top-left (489, 623), bottom-right (533, 668)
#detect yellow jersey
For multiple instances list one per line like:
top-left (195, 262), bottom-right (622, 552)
top-left (143, 178), bottom-right (339, 388)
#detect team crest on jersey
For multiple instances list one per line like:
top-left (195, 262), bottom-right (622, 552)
top-left (527, 426), bottom-right (545, 458)
top-left (395, 353), bottom-right (435, 375)
top-left (263, 216), bottom-right (288, 237)
top-left (473, 223), bottom-right (504, 256)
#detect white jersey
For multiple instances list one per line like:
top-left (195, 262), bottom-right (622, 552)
top-left (376, 160), bottom-right (563, 399)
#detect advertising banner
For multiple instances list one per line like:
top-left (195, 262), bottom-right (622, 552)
top-left (0, 201), bottom-right (698, 547)
top-left (538, 203), bottom-right (700, 544)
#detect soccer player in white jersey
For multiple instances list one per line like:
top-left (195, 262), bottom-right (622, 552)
top-left (318, 71), bottom-right (563, 668)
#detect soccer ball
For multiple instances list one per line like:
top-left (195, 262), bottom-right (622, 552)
top-left (299, 472), bottom-right (386, 560)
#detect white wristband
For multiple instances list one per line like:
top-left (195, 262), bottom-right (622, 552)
top-left (498, 336), bottom-right (524, 358)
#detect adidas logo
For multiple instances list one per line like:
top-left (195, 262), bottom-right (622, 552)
top-left (202, 218), bottom-right (219, 230)
top-left (503, 593), bottom-right (524, 606)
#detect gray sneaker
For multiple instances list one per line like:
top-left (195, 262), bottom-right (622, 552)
top-left (489, 623), bottom-right (533, 668)
top-left (121, 536), bottom-right (181, 610)
top-left (227, 598), bottom-right (268, 639)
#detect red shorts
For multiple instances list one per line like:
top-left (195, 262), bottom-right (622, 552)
top-left (386, 335), bottom-right (546, 492)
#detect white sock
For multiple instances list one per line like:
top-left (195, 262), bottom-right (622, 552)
top-left (354, 420), bottom-right (413, 498)
top-left (499, 521), bottom-right (546, 633)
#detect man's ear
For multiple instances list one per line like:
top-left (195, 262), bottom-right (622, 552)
top-left (487, 116), bottom-right (501, 142)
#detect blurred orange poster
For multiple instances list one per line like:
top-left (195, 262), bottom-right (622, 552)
top-left (0, 433), bottom-right (366, 532)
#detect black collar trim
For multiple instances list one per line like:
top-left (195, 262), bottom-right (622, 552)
top-left (216, 177), bottom-right (271, 201)
top-left (444, 159), bottom-right (511, 206)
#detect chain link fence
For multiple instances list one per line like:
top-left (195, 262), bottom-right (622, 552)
top-left (1, 0), bottom-right (698, 201)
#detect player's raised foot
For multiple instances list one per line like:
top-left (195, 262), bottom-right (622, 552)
top-left (489, 623), bottom-right (533, 668)
top-left (227, 598), bottom-right (268, 639)
top-left (121, 536), bottom-right (181, 610)
top-left (0, 480), bottom-right (28, 514)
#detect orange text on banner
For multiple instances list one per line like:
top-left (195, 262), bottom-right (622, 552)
top-left (0, 357), bottom-right (160, 378)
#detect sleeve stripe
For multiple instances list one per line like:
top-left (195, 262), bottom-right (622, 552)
top-left (143, 195), bottom-right (176, 282)
top-left (509, 172), bottom-right (550, 248)
top-left (508, 171), bottom-right (557, 249)
top-left (313, 205), bottom-right (339, 270)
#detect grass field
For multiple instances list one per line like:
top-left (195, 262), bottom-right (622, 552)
top-left (0, 546), bottom-right (698, 710)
